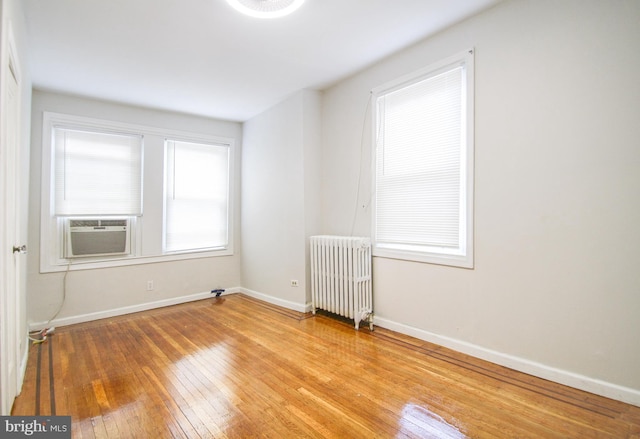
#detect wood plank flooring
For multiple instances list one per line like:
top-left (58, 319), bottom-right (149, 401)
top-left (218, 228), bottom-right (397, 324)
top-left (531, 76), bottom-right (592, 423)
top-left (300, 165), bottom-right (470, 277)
top-left (12, 293), bottom-right (640, 438)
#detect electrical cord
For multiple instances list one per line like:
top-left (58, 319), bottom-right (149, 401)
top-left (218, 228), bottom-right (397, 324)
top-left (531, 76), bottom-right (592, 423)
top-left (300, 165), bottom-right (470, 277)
top-left (49, 260), bottom-right (71, 324)
top-left (29, 261), bottom-right (70, 344)
top-left (350, 92), bottom-right (373, 236)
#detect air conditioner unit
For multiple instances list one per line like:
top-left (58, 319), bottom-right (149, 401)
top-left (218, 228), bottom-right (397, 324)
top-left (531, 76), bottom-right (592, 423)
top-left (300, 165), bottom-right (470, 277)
top-left (65, 218), bottom-right (130, 258)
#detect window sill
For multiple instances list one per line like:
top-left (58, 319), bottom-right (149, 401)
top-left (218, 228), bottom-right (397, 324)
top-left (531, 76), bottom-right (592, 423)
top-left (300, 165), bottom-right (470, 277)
top-left (373, 246), bottom-right (473, 269)
top-left (40, 248), bottom-right (234, 273)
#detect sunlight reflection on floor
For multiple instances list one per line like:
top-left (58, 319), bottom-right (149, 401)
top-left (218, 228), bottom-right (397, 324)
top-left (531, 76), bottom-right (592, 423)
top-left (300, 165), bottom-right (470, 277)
top-left (398, 403), bottom-right (467, 438)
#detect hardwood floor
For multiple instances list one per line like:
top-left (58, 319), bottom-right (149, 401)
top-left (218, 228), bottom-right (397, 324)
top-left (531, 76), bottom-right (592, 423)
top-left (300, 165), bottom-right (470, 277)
top-left (12, 294), bottom-right (640, 438)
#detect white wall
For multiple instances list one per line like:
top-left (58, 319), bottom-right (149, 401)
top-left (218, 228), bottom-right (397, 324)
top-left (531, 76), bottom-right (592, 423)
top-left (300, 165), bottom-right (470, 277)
top-left (241, 90), bottom-right (321, 310)
top-left (321, 0), bottom-right (640, 404)
top-left (27, 90), bottom-right (243, 326)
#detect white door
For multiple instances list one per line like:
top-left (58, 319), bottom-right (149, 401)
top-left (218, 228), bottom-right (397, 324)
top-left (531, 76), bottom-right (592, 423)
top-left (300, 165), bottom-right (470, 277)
top-left (0, 24), bottom-right (23, 416)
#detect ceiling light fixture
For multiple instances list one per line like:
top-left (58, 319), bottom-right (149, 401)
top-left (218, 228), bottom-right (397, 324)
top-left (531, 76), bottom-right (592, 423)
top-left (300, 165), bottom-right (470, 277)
top-left (225, 0), bottom-right (305, 19)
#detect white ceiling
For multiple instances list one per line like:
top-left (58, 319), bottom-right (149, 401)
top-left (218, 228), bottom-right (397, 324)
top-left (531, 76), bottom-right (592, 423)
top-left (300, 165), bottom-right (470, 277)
top-left (24, 0), bottom-right (500, 122)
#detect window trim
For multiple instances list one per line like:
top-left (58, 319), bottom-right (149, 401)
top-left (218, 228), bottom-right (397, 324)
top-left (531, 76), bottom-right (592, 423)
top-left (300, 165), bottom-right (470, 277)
top-left (162, 138), bottom-right (232, 254)
top-left (40, 112), bottom-right (235, 273)
top-left (371, 49), bottom-right (474, 269)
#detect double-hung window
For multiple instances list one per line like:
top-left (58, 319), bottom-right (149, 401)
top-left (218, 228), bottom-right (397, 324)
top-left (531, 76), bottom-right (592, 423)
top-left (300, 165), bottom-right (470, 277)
top-left (52, 127), bottom-right (143, 260)
top-left (164, 139), bottom-right (230, 253)
top-left (372, 50), bottom-right (474, 268)
top-left (53, 127), bottom-right (143, 216)
top-left (40, 112), bottom-right (235, 272)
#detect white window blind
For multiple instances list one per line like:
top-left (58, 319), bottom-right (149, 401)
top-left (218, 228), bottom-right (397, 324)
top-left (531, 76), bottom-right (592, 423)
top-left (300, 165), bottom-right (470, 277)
top-left (373, 50), bottom-right (473, 267)
top-left (54, 128), bottom-right (143, 216)
top-left (164, 139), bottom-right (230, 253)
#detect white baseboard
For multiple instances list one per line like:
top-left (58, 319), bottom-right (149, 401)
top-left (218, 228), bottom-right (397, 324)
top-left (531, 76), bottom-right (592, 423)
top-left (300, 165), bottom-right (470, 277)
top-left (25, 286), bottom-right (640, 408)
top-left (238, 287), bottom-right (312, 313)
top-left (373, 315), bottom-right (640, 408)
top-left (28, 287), bottom-right (241, 331)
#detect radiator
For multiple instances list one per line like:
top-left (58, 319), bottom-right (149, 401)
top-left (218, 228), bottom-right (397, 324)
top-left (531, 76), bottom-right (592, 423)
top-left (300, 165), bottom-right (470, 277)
top-left (310, 235), bottom-right (373, 330)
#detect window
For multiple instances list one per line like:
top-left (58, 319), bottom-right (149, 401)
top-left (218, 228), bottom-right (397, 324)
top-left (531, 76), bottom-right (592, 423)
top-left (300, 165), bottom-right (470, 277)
top-left (164, 139), bottom-right (230, 253)
top-left (40, 112), bottom-right (235, 272)
top-left (53, 127), bottom-right (143, 216)
top-left (372, 50), bottom-right (474, 268)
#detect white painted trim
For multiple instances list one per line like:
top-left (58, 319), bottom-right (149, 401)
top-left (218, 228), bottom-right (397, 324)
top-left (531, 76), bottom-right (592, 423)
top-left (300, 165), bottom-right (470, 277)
top-left (24, 285), bottom-right (640, 407)
top-left (17, 335), bottom-right (28, 395)
top-left (28, 287), bottom-right (310, 332)
top-left (39, 111), bottom-right (237, 274)
top-left (238, 287), bottom-right (312, 313)
top-left (28, 287), bottom-right (241, 331)
top-left (374, 316), bottom-right (640, 408)
top-left (371, 49), bottom-right (475, 269)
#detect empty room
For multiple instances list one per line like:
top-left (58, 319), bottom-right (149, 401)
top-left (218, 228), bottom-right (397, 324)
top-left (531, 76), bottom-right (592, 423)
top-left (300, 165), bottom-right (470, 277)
top-left (1, 0), bottom-right (639, 437)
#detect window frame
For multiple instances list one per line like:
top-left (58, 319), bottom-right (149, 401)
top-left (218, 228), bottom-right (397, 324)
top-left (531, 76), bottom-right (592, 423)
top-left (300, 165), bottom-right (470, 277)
top-left (163, 138), bottom-right (231, 254)
top-left (40, 112), bottom-right (235, 273)
top-left (371, 49), bottom-right (474, 268)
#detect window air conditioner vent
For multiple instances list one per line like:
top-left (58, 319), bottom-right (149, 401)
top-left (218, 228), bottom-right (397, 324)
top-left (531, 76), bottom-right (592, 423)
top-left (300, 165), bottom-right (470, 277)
top-left (65, 218), bottom-right (130, 258)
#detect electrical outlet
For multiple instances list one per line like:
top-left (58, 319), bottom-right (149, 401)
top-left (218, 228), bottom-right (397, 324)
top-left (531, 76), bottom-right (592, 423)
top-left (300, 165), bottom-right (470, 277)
top-left (147, 280), bottom-right (154, 291)
top-left (290, 280), bottom-right (299, 287)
